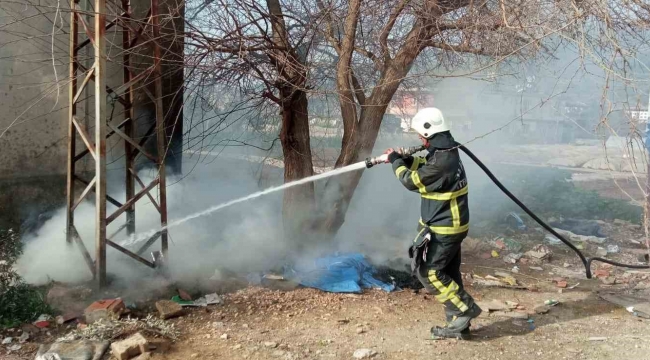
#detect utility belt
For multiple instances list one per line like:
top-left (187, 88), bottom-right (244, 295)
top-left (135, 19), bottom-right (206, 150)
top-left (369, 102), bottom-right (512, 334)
top-left (408, 227), bottom-right (433, 274)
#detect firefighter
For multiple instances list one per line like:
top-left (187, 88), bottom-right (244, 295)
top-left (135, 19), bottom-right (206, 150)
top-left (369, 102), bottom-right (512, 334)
top-left (384, 107), bottom-right (482, 340)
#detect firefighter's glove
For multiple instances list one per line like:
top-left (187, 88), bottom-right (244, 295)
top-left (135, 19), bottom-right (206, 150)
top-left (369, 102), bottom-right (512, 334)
top-left (409, 231), bottom-right (431, 273)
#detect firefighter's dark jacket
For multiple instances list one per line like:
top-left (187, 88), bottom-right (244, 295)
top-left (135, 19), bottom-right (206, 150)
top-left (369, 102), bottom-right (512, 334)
top-left (389, 132), bottom-right (469, 241)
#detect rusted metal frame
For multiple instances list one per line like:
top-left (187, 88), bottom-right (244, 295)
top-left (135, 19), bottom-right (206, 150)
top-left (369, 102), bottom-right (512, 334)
top-left (72, 175), bottom-right (96, 211)
top-left (94, 0), bottom-right (108, 287)
top-left (130, 121), bottom-right (156, 160)
top-left (108, 222), bottom-right (129, 240)
top-left (112, 65), bottom-right (154, 96)
top-left (106, 178), bottom-right (159, 224)
top-left (129, 168), bottom-right (161, 213)
top-left (66, 0), bottom-right (80, 245)
top-left (135, 231), bottom-right (161, 255)
top-left (70, 225), bottom-right (96, 277)
top-left (76, 175), bottom-right (124, 208)
top-left (108, 122), bottom-right (158, 163)
top-left (122, 0), bottom-right (136, 236)
top-left (106, 240), bottom-right (156, 268)
top-left (77, 63), bottom-right (128, 107)
top-left (76, 10), bottom-right (96, 48)
top-left (74, 117), bottom-right (131, 162)
top-left (72, 66), bottom-right (95, 104)
top-left (128, 9), bottom-right (153, 48)
top-left (71, 116), bottom-right (97, 160)
top-left (151, 0), bottom-right (169, 257)
top-left (75, 15), bottom-right (122, 52)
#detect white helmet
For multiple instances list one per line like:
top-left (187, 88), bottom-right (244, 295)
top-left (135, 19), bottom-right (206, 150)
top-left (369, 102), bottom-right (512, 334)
top-left (411, 107), bottom-right (449, 139)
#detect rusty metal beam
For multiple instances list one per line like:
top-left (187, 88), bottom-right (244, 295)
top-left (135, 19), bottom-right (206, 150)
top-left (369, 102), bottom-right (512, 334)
top-left (129, 167), bottom-right (161, 213)
top-left (108, 122), bottom-right (158, 163)
top-left (74, 117), bottom-right (130, 162)
top-left (106, 240), bottom-right (156, 268)
top-left (135, 231), bottom-right (161, 256)
top-left (70, 226), bottom-right (96, 277)
top-left (122, 0), bottom-right (136, 236)
top-left (72, 175), bottom-right (96, 211)
top-left (75, 175), bottom-right (124, 208)
top-left (66, 0), bottom-right (79, 245)
top-left (75, 15), bottom-right (120, 52)
top-left (72, 66), bottom-right (95, 104)
top-left (76, 11), bottom-right (95, 48)
top-left (72, 116), bottom-right (96, 160)
top-left (94, 0), bottom-right (108, 288)
top-left (151, 0), bottom-right (168, 257)
top-left (106, 178), bottom-right (159, 224)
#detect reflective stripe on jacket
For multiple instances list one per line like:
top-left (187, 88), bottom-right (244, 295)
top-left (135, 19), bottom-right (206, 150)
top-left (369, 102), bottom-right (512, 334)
top-left (391, 134), bottom-right (469, 239)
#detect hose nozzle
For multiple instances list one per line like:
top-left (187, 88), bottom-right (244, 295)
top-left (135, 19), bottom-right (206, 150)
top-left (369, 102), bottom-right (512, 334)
top-left (365, 145), bottom-right (426, 168)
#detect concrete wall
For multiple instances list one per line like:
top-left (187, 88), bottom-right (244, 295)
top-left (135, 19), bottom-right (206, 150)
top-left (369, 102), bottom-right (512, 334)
top-left (0, 0), bottom-right (183, 230)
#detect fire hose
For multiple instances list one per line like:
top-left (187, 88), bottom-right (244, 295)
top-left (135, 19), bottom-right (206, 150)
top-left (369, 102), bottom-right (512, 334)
top-left (365, 144), bottom-right (650, 278)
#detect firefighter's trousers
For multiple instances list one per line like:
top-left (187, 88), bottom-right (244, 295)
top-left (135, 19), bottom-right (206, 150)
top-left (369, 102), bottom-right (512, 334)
top-left (414, 235), bottom-right (476, 317)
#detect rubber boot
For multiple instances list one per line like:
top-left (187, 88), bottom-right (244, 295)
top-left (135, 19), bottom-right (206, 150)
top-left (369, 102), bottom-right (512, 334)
top-left (431, 304), bottom-right (482, 340)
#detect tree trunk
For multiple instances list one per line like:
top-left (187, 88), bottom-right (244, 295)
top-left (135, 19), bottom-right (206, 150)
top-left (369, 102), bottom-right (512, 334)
top-left (313, 43), bottom-right (422, 236)
top-left (279, 88), bottom-right (315, 242)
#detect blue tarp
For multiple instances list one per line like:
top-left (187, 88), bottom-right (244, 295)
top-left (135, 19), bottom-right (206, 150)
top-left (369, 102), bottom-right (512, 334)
top-left (284, 253), bottom-right (395, 293)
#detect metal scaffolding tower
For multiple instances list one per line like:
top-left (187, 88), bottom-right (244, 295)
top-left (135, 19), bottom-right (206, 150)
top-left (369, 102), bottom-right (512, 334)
top-left (66, 0), bottom-right (169, 287)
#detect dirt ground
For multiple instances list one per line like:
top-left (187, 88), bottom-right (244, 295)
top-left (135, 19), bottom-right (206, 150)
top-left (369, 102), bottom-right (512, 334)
top-left (3, 216), bottom-right (650, 360)
top-left (5, 261), bottom-right (650, 360)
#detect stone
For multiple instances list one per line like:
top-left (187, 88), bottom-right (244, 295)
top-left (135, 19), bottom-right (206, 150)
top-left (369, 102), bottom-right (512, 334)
top-left (233, 344), bottom-right (242, 350)
top-left (155, 300), bottom-right (183, 319)
top-left (264, 341), bottom-right (278, 348)
top-left (271, 350), bottom-right (286, 357)
top-left (36, 340), bottom-right (110, 360)
top-left (190, 354), bottom-right (199, 358)
top-left (84, 298), bottom-right (125, 324)
top-left (220, 334), bottom-right (229, 340)
top-left (110, 332), bottom-right (148, 360)
top-left (18, 331), bottom-right (29, 343)
top-left (8, 344), bottom-right (22, 352)
top-left (353, 348), bottom-right (378, 359)
top-left (601, 277), bottom-right (617, 285)
top-left (534, 305), bottom-right (551, 314)
top-left (493, 311), bottom-right (529, 319)
top-left (133, 353), bottom-right (152, 360)
top-left (212, 321), bottom-right (224, 328)
top-left (356, 327), bottom-right (364, 334)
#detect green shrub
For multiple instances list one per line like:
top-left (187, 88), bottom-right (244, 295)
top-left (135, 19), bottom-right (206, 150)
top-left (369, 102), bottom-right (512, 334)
top-left (0, 229), bottom-right (52, 328)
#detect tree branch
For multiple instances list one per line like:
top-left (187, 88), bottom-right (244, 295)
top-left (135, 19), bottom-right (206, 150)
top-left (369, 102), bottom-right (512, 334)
top-left (379, 0), bottom-right (411, 62)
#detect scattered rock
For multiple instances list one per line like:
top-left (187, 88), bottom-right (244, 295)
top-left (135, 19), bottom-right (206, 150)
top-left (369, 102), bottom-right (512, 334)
top-left (596, 248), bottom-right (608, 257)
top-left (111, 332), bottom-right (148, 360)
top-left (530, 266), bottom-right (544, 271)
top-left (264, 341), bottom-right (278, 348)
top-left (190, 354), bottom-right (199, 358)
top-left (555, 280), bottom-right (568, 288)
top-left (85, 299), bottom-right (125, 324)
top-left (594, 269), bottom-right (610, 278)
top-left (233, 344), bottom-right (242, 350)
top-left (271, 350), bottom-right (286, 357)
top-left (220, 334), bottom-right (229, 340)
top-left (588, 337), bottom-right (607, 342)
top-left (534, 305), bottom-right (551, 314)
top-left (353, 348), bottom-right (378, 359)
top-left (18, 331), bottom-right (29, 343)
top-left (606, 245), bottom-right (620, 254)
top-left (503, 253), bottom-right (523, 264)
top-left (212, 321), bottom-right (224, 328)
top-left (356, 327), bottom-right (365, 334)
top-left (134, 353), bottom-right (152, 360)
top-left (476, 300), bottom-right (510, 311)
top-left (242, 323), bottom-right (249, 329)
top-left (8, 344), bottom-right (22, 352)
top-left (155, 300), bottom-right (184, 319)
top-left (337, 319), bottom-right (350, 324)
top-left (491, 311), bottom-right (529, 319)
top-left (36, 340), bottom-right (110, 360)
top-left (600, 277), bottom-right (617, 285)
top-left (178, 289), bottom-right (193, 301)
top-left (525, 244), bottom-right (552, 261)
